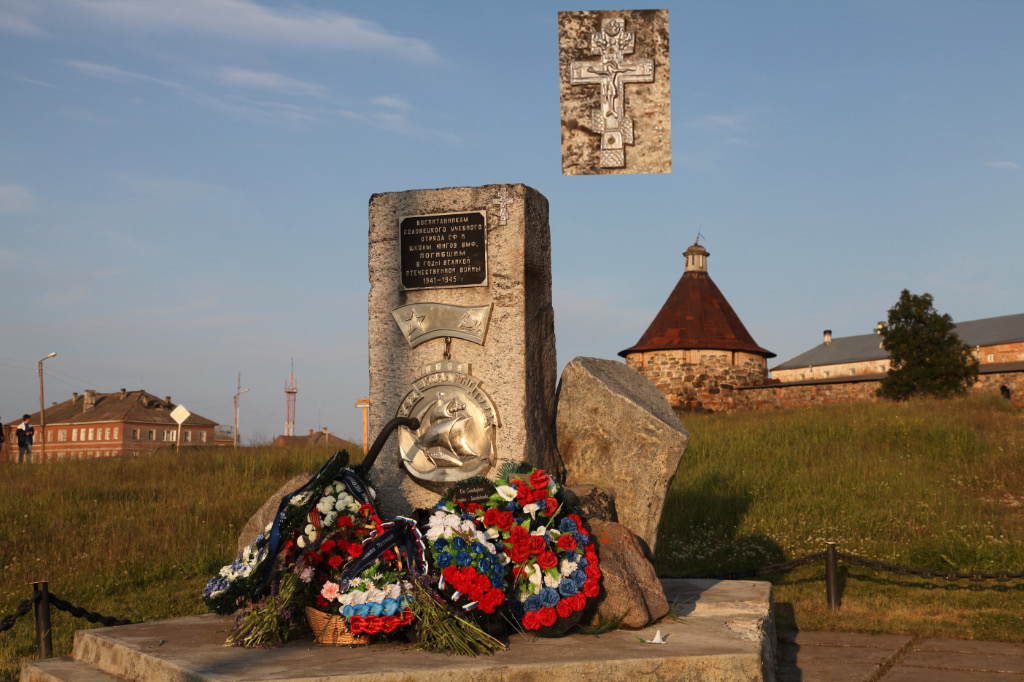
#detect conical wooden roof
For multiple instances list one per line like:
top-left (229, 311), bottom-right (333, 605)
top-left (619, 243), bottom-right (775, 358)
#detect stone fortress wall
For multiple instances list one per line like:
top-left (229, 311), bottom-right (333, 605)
top-left (628, 345), bottom-right (1024, 416)
top-left (625, 349), bottom-right (767, 414)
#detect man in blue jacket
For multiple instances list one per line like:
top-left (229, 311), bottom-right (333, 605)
top-left (16, 414), bottom-right (34, 464)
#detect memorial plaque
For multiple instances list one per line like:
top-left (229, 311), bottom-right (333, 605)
top-left (451, 481), bottom-right (496, 507)
top-left (400, 211), bottom-right (487, 290)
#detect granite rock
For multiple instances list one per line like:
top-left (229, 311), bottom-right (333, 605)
top-left (585, 520), bottom-right (669, 629)
top-left (556, 356), bottom-right (689, 553)
top-left (237, 473), bottom-right (310, 554)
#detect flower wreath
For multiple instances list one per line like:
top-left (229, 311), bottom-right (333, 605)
top-left (423, 502), bottom-right (507, 615)
top-left (484, 468), bottom-right (601, 633)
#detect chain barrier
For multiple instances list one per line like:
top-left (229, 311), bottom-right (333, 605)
top-left (660, 546), bottom-right (1024, 586)
top-left (0, 588), bottom-right (134, 645)
top-left (836, 552), bottom-right (1024, 583)
top-left (48, 594), bottom-right (134, 627)
top-left (0, 593), bottom-right (40, 634)
top-left (661, 550), bottom-right (827, 580)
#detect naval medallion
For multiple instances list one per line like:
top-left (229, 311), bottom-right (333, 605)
top-left (395, 359), bottom-right (499, 483)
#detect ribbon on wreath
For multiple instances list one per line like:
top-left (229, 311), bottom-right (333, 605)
top-left (332, 517), bottom-right (428, 593)
top-left (256, 451), bottom-right (376, 599)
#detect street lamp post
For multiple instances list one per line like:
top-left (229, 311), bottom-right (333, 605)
top-left (233, 372), bottom-right (249, 448)
top-left (354, 398), bottom-right (370, 453)
top-left (38, 352), bottom-right (57, 462)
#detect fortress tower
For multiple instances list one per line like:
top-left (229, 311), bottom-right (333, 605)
top-left (619, 241), bottom-right (775, 413)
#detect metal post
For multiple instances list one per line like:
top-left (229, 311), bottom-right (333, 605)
top-left (37, 353), bottom-right (57, 463)
top-left (825, 542), bottom-right (840, 612)
top-left (233, 373), bottom-right (248, 448)
top-left (32, 581), bottom-right (53, 658)
top-left (355, 398), bottom-right (370, 453)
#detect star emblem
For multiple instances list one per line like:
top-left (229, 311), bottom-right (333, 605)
top-left (406, 310), bottom-right (427, 336)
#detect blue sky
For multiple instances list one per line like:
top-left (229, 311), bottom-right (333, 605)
top-left (2, 0), bottom-right (1021, 442)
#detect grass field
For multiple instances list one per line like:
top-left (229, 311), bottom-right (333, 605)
top-left (1, 396), bottom-right (1022, 681)
top-left (655, 396), bottom-right (1024, 639)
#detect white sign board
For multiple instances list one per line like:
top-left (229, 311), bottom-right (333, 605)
top-left (170, 404), bottom-right (191, 425)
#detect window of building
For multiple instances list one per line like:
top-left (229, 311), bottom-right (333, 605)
top-left (988, 353), bottom-right (995, 362)
top-left (199, 431), bottom-right (207, 443)
top-left (823, 370), bottom-right (831, 378)
top-left (163, 430), bottom-right (175, 442)
top-left (148, 430), bottom-right (155, 441)
top-left (105, 428), bottom-right (111, 440)
top-left (113, 427), bottom-right (119, 439)
top-left (72, 429), bottom-right (78, 442)
top-left (184, 430), bottom-right (192, 442)
top-left (88, 428), bottom-right (94, 441)
top-left (850, 368), bottom-right (857, 376)
top-left (58, 430), bottom-right (67, 442)
top-left (132, 428), bottom-right (140, 441)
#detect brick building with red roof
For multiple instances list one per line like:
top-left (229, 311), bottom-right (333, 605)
top-left (619, 241), bottom-right (775, 413)
top-left (2, 389), bottom-right (218, 462)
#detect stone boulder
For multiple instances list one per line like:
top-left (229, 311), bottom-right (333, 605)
top-left (584, 520), bottom-right (669, 629)
top-left (237, 473), bottom-right (311, 553)
top-left (556, 356), bottom-right (689, 553)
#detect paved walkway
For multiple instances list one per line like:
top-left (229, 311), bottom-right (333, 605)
top-left (778, 631), bottom-right (1024, 681)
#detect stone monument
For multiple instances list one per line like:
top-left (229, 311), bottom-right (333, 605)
top-left (368, 184), bottom-right (558, 513)
top-left (559, 9), bottom-right (671, 175)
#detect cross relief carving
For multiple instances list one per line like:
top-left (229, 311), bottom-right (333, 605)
top-left (569, 17), bottom-right (654, 168)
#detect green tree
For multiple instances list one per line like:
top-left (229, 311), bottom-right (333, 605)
top-left (878, 289), bottom-right (979, 400)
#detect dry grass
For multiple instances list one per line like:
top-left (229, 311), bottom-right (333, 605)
top-left (0, 444), bottom-right (363, 682)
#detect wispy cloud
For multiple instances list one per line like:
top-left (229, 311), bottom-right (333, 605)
top-left (58, 105), bottom-right (117, 124)
top-left (66, 60), bottom-right (188, 92)
top-left (2, 70), bottom-right (56, 88)
top-left (115, 174), bottom-right (223, 201)
top-left (215, 68), bottom-right (327, 98)
top-left (372, 96), bottom-right (412, 111)
top-left (985, 161), bottom-right (1021, 170)
top-left (0, 185), bottom-right (36, 212)
top-left (686, 113), bottom-right (751, 133)
top-left (0, 9), bottom-right (43, 36)
top-left (65, 59), bottom-right (457, 140)
top-left (0, 248), bottom-right (20, 269)
top-left (66, 60), bottom-right (321, 126)
top-left (69, 0), bottom-right (438, 61)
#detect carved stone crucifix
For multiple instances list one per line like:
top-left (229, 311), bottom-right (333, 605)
top-left (490, 186), bottom-right (513, 226)
top-left (569, 17), bottom-right (654, 168)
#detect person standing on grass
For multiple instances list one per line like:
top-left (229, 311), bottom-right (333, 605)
top-left (16, 414), bottom-right (34, 464)
top-left (1001, 381), bottom-right (1012, 403)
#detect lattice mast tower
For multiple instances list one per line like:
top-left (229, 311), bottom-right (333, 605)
top-left (284, 358), bottom-right (298, 437)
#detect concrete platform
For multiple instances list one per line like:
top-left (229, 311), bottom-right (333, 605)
top-left (21, 579), bottom-right (776, 682)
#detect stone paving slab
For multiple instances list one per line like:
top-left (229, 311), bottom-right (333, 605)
top-left (884, 668), bottom-right (1024, 681)
top-left (776, 631), bottom-right (909, 682)
top-left (782, 631), bottom-right (912, 650)
top-left (774, 632), bottom-right (1024, 682)
top-left (21, 579), bottom-right (775, 682)
top-left (899, 648), bottom-right (1024, 674)
top-left (914, 637), bottom-right (1024, 656)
